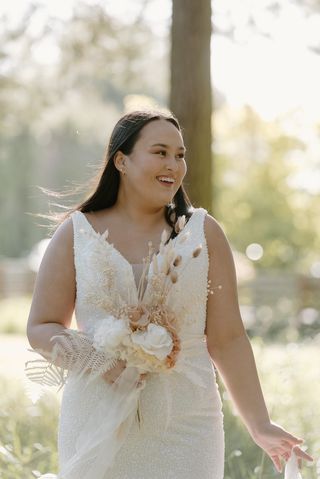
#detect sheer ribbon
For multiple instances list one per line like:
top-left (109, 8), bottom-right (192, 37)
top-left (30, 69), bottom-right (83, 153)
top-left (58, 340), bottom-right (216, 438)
top-left (284, 451), bottom-right (302, 479)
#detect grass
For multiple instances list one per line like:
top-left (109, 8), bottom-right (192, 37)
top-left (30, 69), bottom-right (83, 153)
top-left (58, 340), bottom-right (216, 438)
top-left (0, 378), bottom-right (59, 478)
top-left (0, 337), bottom-right (318, 478)
top-left (0, 296), bottom-right (318, 477)
top-left (223, 338), bottom-right (320, 478)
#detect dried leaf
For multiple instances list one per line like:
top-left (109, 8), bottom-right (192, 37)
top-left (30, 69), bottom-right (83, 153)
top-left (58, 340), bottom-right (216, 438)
top-left (152, 254), bottom-right (159, 274)
top-left (161, 229), bottom-right (170, 244)
top-left (170, 271), bottom-right (178, 283)
top-left (192, 245), bottom-right (202, 258)
top-left (174, 215), bottom-right (186, 233)
top-left (173, 255), bottom-right (182, 267)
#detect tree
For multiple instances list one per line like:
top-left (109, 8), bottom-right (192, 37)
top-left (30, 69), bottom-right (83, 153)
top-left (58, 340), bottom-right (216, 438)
top-left (0, 3), bottom-right (168, 257)
top-left (169, 0), bottom-right (213, 211)
top-left (214, 105), bottom-right (320, 272)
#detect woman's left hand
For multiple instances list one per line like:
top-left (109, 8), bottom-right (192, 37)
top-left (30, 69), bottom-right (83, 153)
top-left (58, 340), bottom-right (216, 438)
top-left (250, 421), bottom-right (313, 473)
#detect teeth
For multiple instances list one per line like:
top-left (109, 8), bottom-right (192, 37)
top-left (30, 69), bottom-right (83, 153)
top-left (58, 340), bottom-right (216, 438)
top-left (157, 176), bottom-right (174, 183)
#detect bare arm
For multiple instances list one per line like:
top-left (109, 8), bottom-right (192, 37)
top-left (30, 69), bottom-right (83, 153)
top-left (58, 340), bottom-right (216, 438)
top-left (26, 217), bottom-right (76, 356)
top-left (204, 214), bottom-right (312, 472)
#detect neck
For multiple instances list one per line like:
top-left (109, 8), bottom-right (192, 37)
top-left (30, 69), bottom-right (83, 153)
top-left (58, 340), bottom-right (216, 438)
top-left (113, 193), bottom-right (168, 231)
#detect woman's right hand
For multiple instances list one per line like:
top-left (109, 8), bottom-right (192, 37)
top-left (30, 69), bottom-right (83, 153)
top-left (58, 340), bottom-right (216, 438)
top-left (102, 359), bottom-right (127, 384)
top-left (102, 360), bottom-right (147, 387)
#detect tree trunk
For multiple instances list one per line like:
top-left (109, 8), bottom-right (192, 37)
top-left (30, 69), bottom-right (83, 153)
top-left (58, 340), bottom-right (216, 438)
top-left (170, 0), bottom-right (213, 212)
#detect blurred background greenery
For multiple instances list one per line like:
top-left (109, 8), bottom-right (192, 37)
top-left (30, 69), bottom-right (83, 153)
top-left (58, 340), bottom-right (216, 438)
top-left (0, 0), bottom-right (319, 477)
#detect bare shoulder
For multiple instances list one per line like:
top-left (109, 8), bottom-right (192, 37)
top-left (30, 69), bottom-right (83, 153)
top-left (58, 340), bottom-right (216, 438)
top-left (47, 216), bottom-right (74, 252)
top-left (37, 216), bottom-right (75, 279)
top-left (204, 213), bottom-right (231, 255)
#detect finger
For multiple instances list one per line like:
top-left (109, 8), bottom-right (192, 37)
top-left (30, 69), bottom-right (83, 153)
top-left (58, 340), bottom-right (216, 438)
top-left (270, 446), bottom-right (286, 455)
top-left (271, 455), bottom-right (282, 473)
top-left (292, 447), bottom-right (314, 462)
top-left (283, 432), bottom-right (304, 445)
top-left (281, 451), bottom-right (290, 461)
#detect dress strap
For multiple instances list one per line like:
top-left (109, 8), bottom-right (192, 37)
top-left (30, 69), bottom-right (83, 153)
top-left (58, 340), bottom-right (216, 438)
top-left (70, 211), bottom-right (93, 272)
top-left (71, 210), bottom-right (91, 233)
top-left (188, 207), bottom-right (208, 246)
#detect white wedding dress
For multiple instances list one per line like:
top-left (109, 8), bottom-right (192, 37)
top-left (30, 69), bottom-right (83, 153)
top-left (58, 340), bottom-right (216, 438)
top-left (57, 207), bottom-right (225, 479)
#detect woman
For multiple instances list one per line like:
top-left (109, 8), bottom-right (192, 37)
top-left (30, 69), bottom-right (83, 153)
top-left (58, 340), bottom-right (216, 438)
top-left (26, 109), bottom-right (313, 478)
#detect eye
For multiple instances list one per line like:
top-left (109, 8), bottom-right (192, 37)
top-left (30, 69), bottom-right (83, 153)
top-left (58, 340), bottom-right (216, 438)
top-left (154, 150), bottom-right (185, 160)
top-left (156, 150), bottom-right (166, 157)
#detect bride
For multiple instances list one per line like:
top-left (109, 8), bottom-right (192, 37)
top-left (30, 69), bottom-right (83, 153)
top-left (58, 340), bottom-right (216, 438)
top-left (26, 109), bottom-right (313, 478)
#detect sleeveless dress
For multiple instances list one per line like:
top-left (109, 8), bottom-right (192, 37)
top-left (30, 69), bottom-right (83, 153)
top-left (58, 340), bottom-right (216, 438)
top-left (58, 207), bottom-right (225, 479)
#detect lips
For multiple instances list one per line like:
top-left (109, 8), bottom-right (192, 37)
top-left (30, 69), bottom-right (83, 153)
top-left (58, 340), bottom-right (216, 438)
top-left (156, 176), bottom-right (175, 186)
top-left (156, 179), bottom-right (174, 188)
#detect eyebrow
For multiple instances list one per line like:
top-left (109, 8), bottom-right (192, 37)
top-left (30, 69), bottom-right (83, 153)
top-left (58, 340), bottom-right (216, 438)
top-left (150, 143), bottom-right (186, 152)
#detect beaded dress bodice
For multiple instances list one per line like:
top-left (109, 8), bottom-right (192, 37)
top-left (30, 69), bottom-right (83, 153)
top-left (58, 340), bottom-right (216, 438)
top-left (72, 208), bottom-right (210, 339)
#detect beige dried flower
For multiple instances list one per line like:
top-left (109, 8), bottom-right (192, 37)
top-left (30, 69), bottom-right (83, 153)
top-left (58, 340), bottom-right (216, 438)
top-left (170, 271), bottom-right (178, 283)
top-left (174, 215), bottom-right (186, 234)
top-left (152, 254), bottom-right (159, 274)
top-left (173, 255), bottom-right (182, 267)
top-left (192, 245), bottom-right (202, 258)
top-left (127, 305), bottom-right (150, 331)
top-left (161, 257), bottom-right (169, 274)
top-left (161, 229), bottom-right (170, 244)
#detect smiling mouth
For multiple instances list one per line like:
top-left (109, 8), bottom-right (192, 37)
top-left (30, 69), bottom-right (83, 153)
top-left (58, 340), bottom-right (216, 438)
top-left (156, 176), bottom-right (175, 187)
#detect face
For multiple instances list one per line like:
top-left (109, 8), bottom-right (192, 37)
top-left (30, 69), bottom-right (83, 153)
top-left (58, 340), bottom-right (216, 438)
top-left (115, 119), bottom-right (187, 208)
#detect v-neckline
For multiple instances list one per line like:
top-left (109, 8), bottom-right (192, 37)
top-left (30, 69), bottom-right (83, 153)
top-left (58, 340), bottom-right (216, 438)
top-left (77, 209), bottom-right (197, 302)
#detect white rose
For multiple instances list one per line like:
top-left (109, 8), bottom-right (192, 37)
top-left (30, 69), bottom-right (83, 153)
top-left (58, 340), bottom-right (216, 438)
top-left (94, 316), bottom-right (130, 353)
top-left (131, 323), bottom-right (173, 360)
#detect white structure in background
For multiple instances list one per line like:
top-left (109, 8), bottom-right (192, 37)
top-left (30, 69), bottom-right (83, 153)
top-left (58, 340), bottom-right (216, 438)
top-left (28, 239), bottom-right (51, 273)
top-left (0, 239), bottom-right (51, 297)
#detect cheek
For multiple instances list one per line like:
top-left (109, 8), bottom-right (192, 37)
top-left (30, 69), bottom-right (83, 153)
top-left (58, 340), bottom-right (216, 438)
top-left (131, 158), bottom-right (157, 180)
top-left (180, 161), bottom-right (187, 179)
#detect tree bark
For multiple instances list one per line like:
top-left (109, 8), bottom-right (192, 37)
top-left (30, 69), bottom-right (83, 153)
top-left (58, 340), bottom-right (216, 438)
top-left (170, 0), bottom-right (213, 211)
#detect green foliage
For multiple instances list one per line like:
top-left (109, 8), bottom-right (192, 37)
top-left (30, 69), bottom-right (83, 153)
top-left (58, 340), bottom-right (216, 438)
top-left (0, 378), bottom-right (59, 478)
top-left (214, 106), bottom-right (320, 273)
top-left (0, 2), bottom-right (168, 258)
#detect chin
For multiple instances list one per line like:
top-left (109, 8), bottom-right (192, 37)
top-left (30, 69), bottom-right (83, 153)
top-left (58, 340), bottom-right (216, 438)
top-left (145, 190), bottom-right (175, 209)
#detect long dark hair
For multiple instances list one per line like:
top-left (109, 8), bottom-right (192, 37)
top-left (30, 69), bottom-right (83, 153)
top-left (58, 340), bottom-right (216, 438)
top-left (52, 110), bottom-right (193, 237)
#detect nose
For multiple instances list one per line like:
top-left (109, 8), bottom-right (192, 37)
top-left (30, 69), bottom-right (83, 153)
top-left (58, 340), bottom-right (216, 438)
top-left (165, 154), bottom-right (179, 171)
